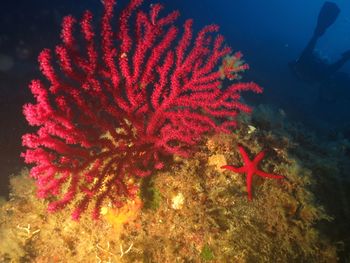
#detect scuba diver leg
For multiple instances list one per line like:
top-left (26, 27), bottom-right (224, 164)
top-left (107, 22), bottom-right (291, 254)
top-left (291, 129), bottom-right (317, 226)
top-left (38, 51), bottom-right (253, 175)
top-left (327, 50), bottom-right (350, 75)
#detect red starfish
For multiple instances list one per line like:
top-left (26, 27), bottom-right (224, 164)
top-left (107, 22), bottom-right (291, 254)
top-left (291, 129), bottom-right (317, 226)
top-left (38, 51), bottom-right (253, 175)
top-left (221, 145), bottom-right (284, 200)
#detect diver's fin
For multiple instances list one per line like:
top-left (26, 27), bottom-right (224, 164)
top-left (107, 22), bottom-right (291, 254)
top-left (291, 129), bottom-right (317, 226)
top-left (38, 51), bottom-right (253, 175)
top-left (314, 1), bottom-right (340, 37)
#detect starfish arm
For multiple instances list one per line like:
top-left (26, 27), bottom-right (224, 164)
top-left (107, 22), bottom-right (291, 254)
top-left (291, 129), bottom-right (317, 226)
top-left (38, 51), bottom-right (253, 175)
top-left (256, 170), bottom-right (284, 179)
top-left (253, 150), bottom-right (266, 164)
top-left (221, 165), bottom-right (245, 173)
top-left (238, 146), bottom-right (251, 165)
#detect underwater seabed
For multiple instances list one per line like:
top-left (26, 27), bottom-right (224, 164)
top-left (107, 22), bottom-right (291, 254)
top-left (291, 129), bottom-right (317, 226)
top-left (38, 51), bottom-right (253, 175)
top-left (0, 105), bottom-right (349, 263)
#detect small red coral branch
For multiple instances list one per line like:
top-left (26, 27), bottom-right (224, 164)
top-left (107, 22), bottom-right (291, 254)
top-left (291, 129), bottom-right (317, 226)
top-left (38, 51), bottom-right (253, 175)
top-left (22, 0), bottom-right (262, 220)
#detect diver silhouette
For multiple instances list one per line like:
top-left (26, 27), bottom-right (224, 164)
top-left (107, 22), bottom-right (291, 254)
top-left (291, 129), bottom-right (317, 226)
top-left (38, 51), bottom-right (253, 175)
top-left (289, 1), bottom-right (350, 99)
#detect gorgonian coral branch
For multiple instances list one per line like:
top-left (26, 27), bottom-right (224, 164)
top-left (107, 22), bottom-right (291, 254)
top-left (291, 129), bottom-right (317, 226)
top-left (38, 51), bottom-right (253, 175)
top-left (22, 0), bottom-right (262, 220)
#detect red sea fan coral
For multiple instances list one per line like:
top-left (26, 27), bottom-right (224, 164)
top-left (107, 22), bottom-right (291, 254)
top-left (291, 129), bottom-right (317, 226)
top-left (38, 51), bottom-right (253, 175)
top-left (22, 0), bottom-right (262, 220)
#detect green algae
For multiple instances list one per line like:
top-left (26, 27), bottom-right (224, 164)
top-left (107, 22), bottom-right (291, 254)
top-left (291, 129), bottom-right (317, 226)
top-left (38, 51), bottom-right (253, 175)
top-left (200, 244), bottom-right (214, 261)
top-left (140, 176), bottom-right (162, 211)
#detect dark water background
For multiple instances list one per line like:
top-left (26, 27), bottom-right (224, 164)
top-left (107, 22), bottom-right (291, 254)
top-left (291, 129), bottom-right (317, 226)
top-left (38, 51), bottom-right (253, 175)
top-left (0, 0), bottom-right (349, 197)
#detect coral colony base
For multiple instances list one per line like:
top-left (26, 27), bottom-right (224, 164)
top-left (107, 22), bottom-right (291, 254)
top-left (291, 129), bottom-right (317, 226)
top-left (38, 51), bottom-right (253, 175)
top-left (21, 0), bottom-right (262, 220)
